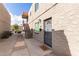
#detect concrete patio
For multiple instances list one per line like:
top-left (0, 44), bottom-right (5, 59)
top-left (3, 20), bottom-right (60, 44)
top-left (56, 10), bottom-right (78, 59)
top-left (0, 33), bottom-right (54, 56)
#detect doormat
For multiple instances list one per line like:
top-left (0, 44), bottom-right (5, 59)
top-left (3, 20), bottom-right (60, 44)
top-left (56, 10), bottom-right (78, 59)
top-left (40, 44), bottom-right (49, 51)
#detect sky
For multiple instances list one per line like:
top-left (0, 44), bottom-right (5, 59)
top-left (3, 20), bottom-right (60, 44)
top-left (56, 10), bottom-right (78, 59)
top-left (4, 3), bottom-right (32, 25)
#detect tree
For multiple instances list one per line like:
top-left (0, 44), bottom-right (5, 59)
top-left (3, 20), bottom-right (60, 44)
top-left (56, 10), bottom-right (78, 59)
top-left (12, 24), bottom-right (19, 32)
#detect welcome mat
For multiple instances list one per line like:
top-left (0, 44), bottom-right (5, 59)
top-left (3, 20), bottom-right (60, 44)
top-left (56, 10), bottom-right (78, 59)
top-left (40, 44), bottom-right (49, 51)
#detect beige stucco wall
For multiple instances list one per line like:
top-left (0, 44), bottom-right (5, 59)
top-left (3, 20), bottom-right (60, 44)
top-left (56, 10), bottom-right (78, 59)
top-left (28, 3), bottom-right (54, 29)
top-left (0, 4), bottom-right (11, 34)
top-left (28, 3), bottom-right (79, 56)
top-left (51, 3), bottom-right (79, 56)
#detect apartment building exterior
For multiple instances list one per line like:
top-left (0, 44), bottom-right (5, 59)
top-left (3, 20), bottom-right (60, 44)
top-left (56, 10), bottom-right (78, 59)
top-left (0, 4), bottom-right (11, 34)
top-left (28, 3), bottom-right (79, 56)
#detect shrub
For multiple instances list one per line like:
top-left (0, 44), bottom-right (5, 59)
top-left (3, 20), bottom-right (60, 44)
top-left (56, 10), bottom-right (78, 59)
top-left (0, 31), bottom-right (13, 39)
top-left (15, 30), bottom-right (21, 33)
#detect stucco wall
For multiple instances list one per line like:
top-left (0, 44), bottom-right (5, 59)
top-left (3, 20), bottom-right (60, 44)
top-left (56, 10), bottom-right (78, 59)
top-left (0, 4), bottom-right (10, 34)
top-left (51, 3), bottom-right (79, 56)
top-left (28, 3), bottom-right (79, 56)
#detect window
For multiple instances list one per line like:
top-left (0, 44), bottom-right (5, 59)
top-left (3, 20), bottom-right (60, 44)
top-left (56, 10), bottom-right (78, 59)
top-left (35, 3), bottom-right (39, 12)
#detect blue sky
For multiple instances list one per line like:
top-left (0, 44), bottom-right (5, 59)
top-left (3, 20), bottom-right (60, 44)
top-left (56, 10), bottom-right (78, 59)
top-left (3, 3), bottom-right (32, 25)
top-left (4, 3), bottom-right (32, 16)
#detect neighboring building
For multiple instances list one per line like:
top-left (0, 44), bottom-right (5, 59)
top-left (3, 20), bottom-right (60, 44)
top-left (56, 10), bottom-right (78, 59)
top-left (0, 4), bottom-right (11, 34)
top-left (22, 12), bottom-right (32, 38)
top-left (28, 3), bottom-right (79, 56)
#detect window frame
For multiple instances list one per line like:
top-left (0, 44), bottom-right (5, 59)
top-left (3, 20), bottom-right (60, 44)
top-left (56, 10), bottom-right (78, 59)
top-left (35, 3), bottom-right (39, 12)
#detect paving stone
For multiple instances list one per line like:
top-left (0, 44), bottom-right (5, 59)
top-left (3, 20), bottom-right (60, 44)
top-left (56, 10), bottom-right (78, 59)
top-left (11, 48), bottom-right (29, 56)
top-left (0, 34), bottom-right (55, 56)
top-left (24, 39), bottom-right (54, 56)
top-left (14, 41), bottom-right (25, 48)
top-left (0, 35), bottom-right (17, 56)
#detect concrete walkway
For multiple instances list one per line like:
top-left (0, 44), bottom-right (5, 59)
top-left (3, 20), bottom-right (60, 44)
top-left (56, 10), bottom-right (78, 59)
top-left (0, 33), bottom-right (54, 56)
top-left (0, 34), bottom-right (17, 56)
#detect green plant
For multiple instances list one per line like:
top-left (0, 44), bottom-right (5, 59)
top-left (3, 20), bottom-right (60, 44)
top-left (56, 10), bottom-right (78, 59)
top-left (12, 24), bottom-right (19, 31)
top-left (0, 31), bottom-right (13, 39)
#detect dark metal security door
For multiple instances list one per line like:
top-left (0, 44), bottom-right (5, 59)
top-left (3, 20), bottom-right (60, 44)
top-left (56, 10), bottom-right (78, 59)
top-left (44, 17), bottom-right (52, 47)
